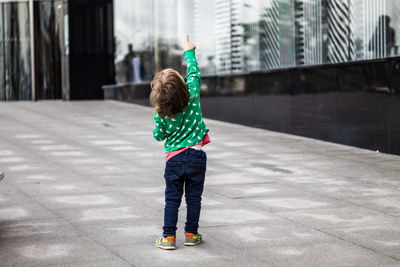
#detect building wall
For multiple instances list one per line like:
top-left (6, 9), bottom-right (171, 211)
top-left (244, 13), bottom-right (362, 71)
top-left (215, 0), bottom-right (233, 74)
top-left (68, 0), bottom-right (115, 100)
top-left (0, 0), bottom-right (68, 101)
top-left (0, 2), bottom-right (32, 100)
top-left (110, 0), bottom-right (400, 155)
top-left (113, 0), bottom-right (400, 82)
top-left (116, 57), bottom-right (400, 155)
top-left (196, 58), bottom-right (400, 155)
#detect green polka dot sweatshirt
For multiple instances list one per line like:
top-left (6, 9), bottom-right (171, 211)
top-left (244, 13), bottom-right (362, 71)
top-left (153, 49), bottom-right (209, 152)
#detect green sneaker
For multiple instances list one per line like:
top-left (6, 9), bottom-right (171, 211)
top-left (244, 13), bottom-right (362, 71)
top-left (156, 236), bottom-right (176, 250)
top-left (184, 233), bottom-right (202, 246)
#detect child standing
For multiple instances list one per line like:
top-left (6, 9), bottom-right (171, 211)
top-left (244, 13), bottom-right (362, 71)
top-left (151, 35), bottom-right (210, 250)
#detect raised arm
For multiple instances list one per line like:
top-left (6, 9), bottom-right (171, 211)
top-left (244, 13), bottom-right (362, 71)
top-left (183, 35), bottom-right (201, 95)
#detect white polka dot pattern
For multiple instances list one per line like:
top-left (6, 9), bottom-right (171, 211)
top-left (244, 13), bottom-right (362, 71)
top-left (152, 49), bottom-right (209, 152)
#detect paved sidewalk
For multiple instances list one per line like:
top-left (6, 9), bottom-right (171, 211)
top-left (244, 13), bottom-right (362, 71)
top-left (0, 100), bottom-right (400, 267)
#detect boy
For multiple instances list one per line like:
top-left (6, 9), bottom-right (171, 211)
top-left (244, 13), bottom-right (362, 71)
top-left (151, 35), bottom-right (210, 250)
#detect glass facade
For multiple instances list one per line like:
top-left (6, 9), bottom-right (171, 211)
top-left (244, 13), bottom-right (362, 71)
top-left (111, 0), bottom-right (400, 155)
top-left (34, 0), bottom-right (68, 100)
top-left (0, 0), bottom-right (68, 101)
top-left (114, 0), bottom-right (400, 82)
top-left (114, 0), bottom-right (154, 83)
top-left (0, 1), bottom-right (31, 100)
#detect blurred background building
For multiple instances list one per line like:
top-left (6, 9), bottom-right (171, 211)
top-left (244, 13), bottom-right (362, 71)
top-left (1, 0), bottom-right (400, 154)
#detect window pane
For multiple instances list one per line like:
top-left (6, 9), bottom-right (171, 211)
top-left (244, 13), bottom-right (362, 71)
top-left (114, 0), bottom-right (154, 83)
top-left (156, 0), bottom-right (179, 72)
top-left (2, 2), bottom-right (31, 100)
top-left (112, 0), bottom-right (400, 80)
top-left (34, 1), bottom-right (68, 99)
top-left (0, 4), bottom-right (4, 100)
top-left (193, 0), bottom-right (217, 75)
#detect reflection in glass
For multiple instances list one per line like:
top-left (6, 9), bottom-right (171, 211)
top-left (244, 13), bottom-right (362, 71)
top-left (0, 5), bottom-right (4, 100)
top-left (260, 1), bottom-right (279, 70)
top-left (1, 2), bottom-right (31, 100)
top-left (112, 0), bottom-right (400, 80)
top-left (156, 0), bottom-right (181, 72)
top-left (114, 0), bottom-right (154, 83)
top-left (292, 0), bottom-right (326, 66)
top-left (62, 8), bottom-right (69, 99)
top-left (241, 0), bottom-right (260, 72)
top-left (368, 15), bottom-right (394, 58)
top-left (326, 0), bottom-right (354, 63)
top-left (193, 0), bottom-right (216, 75)
top-left (34, 1), bottom-right (68, 99)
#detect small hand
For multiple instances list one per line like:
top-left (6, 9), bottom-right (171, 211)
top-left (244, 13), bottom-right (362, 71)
top-left (184, 35), bottom-right (196, 52)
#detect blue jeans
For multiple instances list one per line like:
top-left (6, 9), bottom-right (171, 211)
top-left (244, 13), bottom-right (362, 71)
top-left (163, 148), bottom-right (207, 237)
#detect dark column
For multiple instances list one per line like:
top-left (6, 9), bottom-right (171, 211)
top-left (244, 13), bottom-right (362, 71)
top-left (68, 0), bottom-right (115, 100)
top-left (34, 1), bottom-right (64, 100)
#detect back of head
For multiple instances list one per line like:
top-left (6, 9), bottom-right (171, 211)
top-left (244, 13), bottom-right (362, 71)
top-left (378, 15), bottom-right (391, 26)
top-left (150, 69), bottom-right (189, 118)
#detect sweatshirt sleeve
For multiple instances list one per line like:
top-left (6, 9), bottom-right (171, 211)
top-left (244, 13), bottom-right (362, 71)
top-left (153, 112), bottom-right (167, 141)
top-left (183, 49), bottom-right (201, 96)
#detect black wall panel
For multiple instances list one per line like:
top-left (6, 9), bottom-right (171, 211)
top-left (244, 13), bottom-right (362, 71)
top-left (194, 58), bottom-right (400, 155)
top-left (68, 0), bottom-right (115, 100)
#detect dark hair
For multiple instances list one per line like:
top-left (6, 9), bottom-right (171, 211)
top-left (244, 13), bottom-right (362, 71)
top-left (150, 68), bottom-right (189, 117)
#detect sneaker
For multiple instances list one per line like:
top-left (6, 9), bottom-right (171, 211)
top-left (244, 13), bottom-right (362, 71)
top-left (184, 233), bottom-right (202, 246)
top-left (155, 236), bottom-right (176, 250)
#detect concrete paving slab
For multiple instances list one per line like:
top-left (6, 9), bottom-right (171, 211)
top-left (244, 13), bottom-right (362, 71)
top-left (205, 221), bottom-right (337, 249)
top-left (343, 196), bottom-right (400, 215)
top-left (322, 223), bottom-right (400, 260)
top-left (278, 174), bottom-right (354, 187)
top-left (7, 178), bottom-right (105, 197)
top-left (205, 171), bottom-right (276, 185)
top-left (0, 218), bottom-right (80, 238)
top-left (44, 258), bottom-right (131, 267)
top-left (243, 195), bottom-right (342, 213)
top-left (1, 100), bottom-right (400, 266)
top-left (0, 186), bottom-right (35, 205)
top-left (247, 240), bottom-right (399, 267)
top-left (283, 177), bottom-right (400, 200)
top-left (209, 182), bottom-right (284, 199)
top-left (34, 192), bottom-right (139, 210)
top-left (55, 205), bottom-right (152, 226)
top-left (110, 235), bottom-right (270, 267)
top-left (277, 206), bottom-right (399, 230)
top-left (200, 206), bottom-right (283, 227)
top-left (0, 181), bottom-right (19, 193)
top-left (76, 221), bottom-right (161, 247)
top-left (334, 151), bottom-right (400, 163)
top-left (0, 199), bottom-right (58, 222)
top-left (119, 187), bottom-right (166, 211)
top-left (88, 175), bottom-right (163, 192)
top-left (354, 176), bottom-right (400, 188)
top-left (1, 236), bottom-right (128, 267)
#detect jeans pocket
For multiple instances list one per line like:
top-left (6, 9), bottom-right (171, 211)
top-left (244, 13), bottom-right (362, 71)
top-left (164, 162), bottom-right (180, 181)
top-left (191, 151), bottom-right (207, 165)
top-left (190, 163), bottom-right (206, 182)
